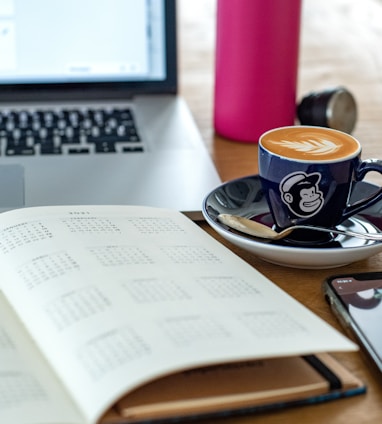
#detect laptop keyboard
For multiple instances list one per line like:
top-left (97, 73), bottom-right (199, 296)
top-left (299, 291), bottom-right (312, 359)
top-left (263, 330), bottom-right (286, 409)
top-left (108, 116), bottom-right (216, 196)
top-left (0, 107), bottom-right (143, 156)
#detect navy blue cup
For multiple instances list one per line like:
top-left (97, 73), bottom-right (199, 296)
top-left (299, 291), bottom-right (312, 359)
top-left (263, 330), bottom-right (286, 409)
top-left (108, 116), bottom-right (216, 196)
top-left (258, 126), bottom-right (382, 243)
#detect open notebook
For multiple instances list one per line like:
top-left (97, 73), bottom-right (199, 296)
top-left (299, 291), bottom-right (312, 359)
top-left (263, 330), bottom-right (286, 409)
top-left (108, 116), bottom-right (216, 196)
top-left (0, 0), bottom-right (221, 218)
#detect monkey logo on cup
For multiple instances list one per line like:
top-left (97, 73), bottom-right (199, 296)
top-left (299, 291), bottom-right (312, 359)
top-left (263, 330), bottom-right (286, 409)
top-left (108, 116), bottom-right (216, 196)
top-left (280, 171), bottom-right (324, 218)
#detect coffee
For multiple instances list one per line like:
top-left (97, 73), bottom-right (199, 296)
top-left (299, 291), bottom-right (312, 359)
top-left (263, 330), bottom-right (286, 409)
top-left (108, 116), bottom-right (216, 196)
top-left (260, 126), bottom-right (360, 161)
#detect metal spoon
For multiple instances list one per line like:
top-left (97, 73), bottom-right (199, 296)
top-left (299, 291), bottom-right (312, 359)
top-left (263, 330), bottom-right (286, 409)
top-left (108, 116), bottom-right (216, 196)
top-left (217, 213), bottom-right (382, 241)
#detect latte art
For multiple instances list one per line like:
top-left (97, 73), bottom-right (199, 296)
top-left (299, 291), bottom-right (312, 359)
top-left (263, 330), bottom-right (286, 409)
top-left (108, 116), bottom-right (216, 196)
top-left (277, 138), bottom-right (340, 156)
top-left (260, 127), bottom-right (360, 161)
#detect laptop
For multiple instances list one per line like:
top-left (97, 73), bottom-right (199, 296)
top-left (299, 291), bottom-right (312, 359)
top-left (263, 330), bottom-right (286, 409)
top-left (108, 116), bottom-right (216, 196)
top-left (0, 0), bottom-right (221, 219)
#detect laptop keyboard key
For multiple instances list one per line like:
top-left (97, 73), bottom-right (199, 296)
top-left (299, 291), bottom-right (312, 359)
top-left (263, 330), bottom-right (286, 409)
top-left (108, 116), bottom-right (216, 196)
top-left (40, 139), bottom-right (62, 154)
top-left (6, 138), bottom-right (35, 156)
top-left (94, 140), bottom-right (117, 153)
top-left (122, 146), bottom-right (144, 153)
top-left (68, 147), bottom-right (90, 154)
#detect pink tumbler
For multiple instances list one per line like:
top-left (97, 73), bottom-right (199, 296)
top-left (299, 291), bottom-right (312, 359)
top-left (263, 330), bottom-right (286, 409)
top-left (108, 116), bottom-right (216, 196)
top-left (214, 0), bottom-right (302, 143)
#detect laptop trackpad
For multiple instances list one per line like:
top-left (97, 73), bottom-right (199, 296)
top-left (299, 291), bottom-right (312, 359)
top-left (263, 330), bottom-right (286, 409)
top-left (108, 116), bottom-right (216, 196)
top-left (0, 165), bottom-right (25, 208)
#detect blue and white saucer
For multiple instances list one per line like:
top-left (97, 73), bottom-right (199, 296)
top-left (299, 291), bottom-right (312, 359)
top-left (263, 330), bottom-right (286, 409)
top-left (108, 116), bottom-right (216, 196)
top-left (202, 175), bottom-right (382, 269)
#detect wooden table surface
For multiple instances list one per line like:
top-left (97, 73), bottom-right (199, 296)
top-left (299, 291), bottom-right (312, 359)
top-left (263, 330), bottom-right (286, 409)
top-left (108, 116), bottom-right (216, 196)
top-left (178, 0), bottom-right (382, 423)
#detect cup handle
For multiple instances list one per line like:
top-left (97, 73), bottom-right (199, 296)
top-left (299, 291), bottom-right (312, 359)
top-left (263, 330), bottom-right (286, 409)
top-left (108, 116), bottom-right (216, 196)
top-left (342, 158), bottom-right (382, 220)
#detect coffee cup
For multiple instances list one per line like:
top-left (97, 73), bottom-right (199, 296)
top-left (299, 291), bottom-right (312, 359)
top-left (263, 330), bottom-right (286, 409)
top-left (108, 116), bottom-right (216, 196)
top-left (258, 125), bottom-right (382, 243)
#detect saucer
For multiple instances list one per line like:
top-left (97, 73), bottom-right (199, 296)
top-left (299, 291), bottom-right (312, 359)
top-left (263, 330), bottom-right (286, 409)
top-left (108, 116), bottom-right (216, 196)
top-left (202, 175), bottom-right (382, 269)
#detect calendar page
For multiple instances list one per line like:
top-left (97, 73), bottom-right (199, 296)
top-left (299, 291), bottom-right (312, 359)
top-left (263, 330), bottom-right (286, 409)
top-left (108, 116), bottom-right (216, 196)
top-left (0, 205), bottom-right (356, 424)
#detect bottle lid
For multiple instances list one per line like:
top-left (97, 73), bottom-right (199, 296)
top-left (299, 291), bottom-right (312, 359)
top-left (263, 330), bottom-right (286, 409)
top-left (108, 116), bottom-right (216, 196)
top-left (297, 87), bottom-right (357, 134)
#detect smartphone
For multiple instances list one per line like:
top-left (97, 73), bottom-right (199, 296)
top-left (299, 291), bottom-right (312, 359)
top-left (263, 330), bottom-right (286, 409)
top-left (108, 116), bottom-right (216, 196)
top-left (324, 272), bottom-right (382, 373)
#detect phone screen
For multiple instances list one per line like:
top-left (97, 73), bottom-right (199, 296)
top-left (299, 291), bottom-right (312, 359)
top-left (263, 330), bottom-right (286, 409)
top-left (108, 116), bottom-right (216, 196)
top-left (326, 273), bottom-right (382, 369)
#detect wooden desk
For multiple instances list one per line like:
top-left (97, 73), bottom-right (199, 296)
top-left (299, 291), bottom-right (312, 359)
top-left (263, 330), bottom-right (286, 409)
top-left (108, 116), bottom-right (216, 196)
top-left (179, 0), bottom-right (382, 422)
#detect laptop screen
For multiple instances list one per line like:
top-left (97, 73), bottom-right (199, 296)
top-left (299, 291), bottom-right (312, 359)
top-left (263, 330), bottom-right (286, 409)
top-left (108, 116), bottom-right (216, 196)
top-left (0, 0), bottom-right (177, 101)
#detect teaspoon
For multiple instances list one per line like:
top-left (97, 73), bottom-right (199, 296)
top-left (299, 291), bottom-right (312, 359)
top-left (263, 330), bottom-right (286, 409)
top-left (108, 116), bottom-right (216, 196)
top-left (217, 214), bottom-right (382, 242)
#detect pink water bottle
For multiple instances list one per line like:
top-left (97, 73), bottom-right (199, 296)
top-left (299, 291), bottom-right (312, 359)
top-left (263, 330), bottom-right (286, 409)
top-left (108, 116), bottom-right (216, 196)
top-left (214, 0), bottom-right (302, 143)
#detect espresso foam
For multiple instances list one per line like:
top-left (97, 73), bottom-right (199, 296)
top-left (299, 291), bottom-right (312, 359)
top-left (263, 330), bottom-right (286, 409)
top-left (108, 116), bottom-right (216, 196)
top-left (260, 127), bottom-right (360, 161)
